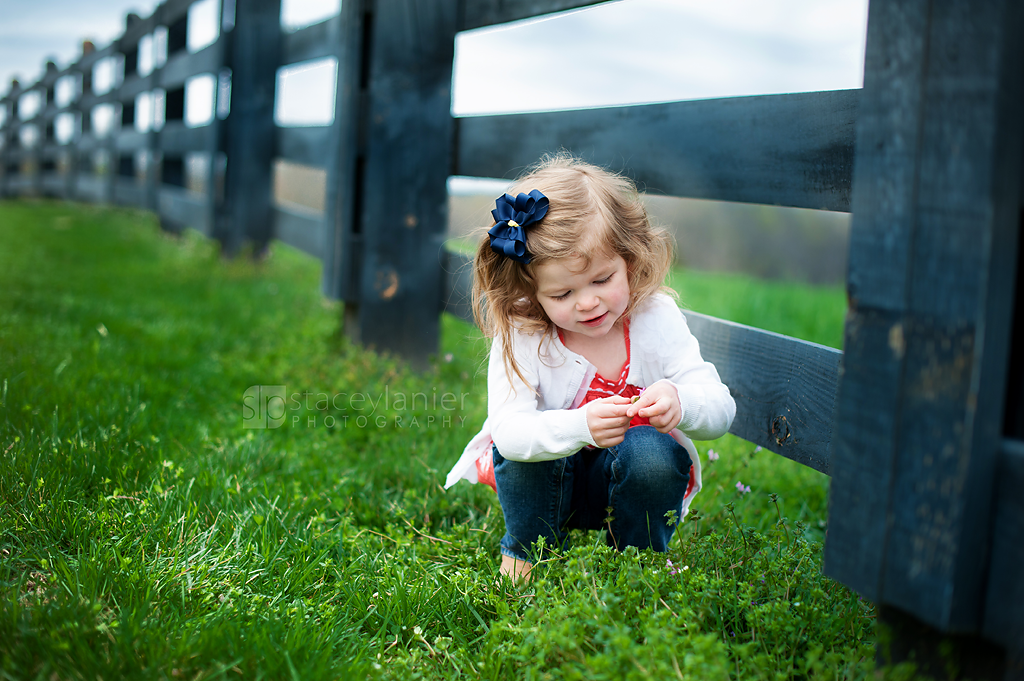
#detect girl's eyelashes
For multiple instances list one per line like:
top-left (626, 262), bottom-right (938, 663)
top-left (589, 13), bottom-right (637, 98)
top-left (549, 275), bottom-right (612, 300)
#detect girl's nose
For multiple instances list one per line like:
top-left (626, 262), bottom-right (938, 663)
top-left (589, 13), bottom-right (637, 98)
top-left (576, 293), bottom-right (598, 311)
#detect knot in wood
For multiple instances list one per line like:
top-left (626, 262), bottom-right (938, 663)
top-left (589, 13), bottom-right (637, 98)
top-left (771, 415), bottom-right (791, 447)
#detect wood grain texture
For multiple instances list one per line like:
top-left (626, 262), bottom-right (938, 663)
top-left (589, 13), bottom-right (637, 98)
top-left (318, 0), bottom-right (366, 302)
top-left (826, 0), bottom-right (1024, 632)
top-left (348, 0), bottom-right (458, 365)
top-left (456, 89), bottom-right (858, 212)
top-left (682, 311), bottom-right (840, 474)
top-left (824, 0), bottom-right (931, 602)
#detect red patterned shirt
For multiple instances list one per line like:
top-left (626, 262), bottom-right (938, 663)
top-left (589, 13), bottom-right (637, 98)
top-left (564, 320), bottom-right (651, 428)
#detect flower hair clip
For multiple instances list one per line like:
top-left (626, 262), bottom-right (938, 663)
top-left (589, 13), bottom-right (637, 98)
top-left (487, 189), bottom-right (549, 264)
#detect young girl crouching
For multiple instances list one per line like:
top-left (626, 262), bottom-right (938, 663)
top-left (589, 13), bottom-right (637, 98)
top-left (445, 154), bottom-right (736, 581)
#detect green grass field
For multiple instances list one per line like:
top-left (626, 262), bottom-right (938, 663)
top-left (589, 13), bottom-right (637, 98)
top-left (1, 201), bottom-right (916, 679)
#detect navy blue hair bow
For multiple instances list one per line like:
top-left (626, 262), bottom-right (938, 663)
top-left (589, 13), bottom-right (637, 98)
top-left (487, 189), bottom-right (549, 264)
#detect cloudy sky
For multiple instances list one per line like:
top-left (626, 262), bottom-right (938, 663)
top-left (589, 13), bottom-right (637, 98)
top-left (0, 0), bottom-right (868, 118)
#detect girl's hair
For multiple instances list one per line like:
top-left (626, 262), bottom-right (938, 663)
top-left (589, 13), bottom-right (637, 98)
top-left (472, 152), bottom-right (676, 387)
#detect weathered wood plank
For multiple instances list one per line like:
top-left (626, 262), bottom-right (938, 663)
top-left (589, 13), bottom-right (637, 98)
top-left (114, 130), bottom-right (150, 151)
top-left (318, 0), bottom-right (364, 302)
top-left (76, 92), bottom-right (118, 110)
top-left (348, 0), bottom-right (458, 366)
top-left (276, 126), bottom-right (332, 168)
top-left (113, 178), bottom-right (145, 206)
top-left (441, 252), bottom-right (840, 472)
top-left (159, 122), bottom-right (216, 153)
top-left (456, 89), bottom-right (858, 212)
top-left (459, 0), bottom-right (611, 31)
top-left (40, 173), bottom-right (65, 195)
top-left (158, 41), bottom-right (225, 91)
top-left (825, 0), bottom-right (952, 609)
top-left (158, 185), bottom-right (210, 233)
top-left (682, 310), bottom-right (839, 474)
top-left (826, 0), bottom-right (1024, 634)
top-left (281, 14), bottom-right (345, 65)
top-left (273, 206), bottom-right (325, 259)
top-left (215, 0), bottom-right (281, 253)
top-left (115, 73), bottom-right (151, 102)
top-left (6, 176), bottom-right (34, 194)
top-left (74, 174), bottom-right (107, 202)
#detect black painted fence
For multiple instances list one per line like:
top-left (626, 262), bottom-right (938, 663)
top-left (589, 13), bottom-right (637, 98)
top-left (0, 0), bottom-right (1020, 674)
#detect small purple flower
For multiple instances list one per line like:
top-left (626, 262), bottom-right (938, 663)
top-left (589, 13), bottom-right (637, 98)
top-left (707, 449), bottom-right (719, 461)
top-left (754, 446), bottom-right (762, 453)
top-left (735, 481), bottom-right (751, 495)
top-left (665, 559), bottom-right (688, 576)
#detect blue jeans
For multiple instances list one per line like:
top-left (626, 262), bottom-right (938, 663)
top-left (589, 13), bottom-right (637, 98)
top-left (493, 425), bottom-right (692, 562)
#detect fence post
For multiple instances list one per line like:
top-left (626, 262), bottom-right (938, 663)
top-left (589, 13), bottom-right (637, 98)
top-left (0, 81), bottom-right (15, 197)
top-left (215, 0), bottom-right (281, 255)
top-left (330, 0), bottom-right (457, 368)
top-left (320, 1), bottom-right (366, 305)
top-left (825, 0), bottom-right (1024, 674)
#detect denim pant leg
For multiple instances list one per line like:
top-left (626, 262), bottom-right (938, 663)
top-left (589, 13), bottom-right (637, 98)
top-left (492, 445), bottom-right (574, 562)
top-left (605, 426), bottom-right (691, 552)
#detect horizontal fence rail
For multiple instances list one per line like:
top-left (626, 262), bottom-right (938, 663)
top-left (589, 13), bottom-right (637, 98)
top-left (681, 310), bottom-right (840, 474)
top-left (456, 89), bottom-right (859, 213)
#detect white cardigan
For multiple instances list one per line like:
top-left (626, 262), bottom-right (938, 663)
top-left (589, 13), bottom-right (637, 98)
top-left (445, 293), bottom-right (736, 495)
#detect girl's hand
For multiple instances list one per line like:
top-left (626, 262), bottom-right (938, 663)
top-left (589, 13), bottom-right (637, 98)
top-left (586, 396), bottom-right (631, 448)
top-left (626, 382), bottom-right (681, 433)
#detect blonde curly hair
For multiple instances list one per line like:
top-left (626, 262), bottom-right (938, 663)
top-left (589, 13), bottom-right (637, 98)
top-left (472, 153), bottom-right (676, 387)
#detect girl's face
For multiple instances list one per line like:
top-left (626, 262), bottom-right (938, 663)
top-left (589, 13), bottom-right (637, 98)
top-left (532, 252), bottom-right (630, 340)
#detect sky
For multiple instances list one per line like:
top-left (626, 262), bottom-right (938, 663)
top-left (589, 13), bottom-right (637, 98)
top-left (0, 0), bottom-right (869, 121)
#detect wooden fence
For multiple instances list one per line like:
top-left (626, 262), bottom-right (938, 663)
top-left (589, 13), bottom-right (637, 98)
top-left (0, 0), bottom-right (1020, 675)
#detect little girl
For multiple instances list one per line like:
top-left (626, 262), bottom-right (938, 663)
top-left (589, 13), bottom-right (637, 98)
top-left (445, 154), bottom-right (736, 581)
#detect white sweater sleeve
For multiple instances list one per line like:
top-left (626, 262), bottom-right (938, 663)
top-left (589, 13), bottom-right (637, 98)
top-left (486, 335), bottom-right (596, 462)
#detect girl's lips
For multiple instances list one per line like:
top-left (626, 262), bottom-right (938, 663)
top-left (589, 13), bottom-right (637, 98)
top-left (581, 312), bottom-right (608, 327)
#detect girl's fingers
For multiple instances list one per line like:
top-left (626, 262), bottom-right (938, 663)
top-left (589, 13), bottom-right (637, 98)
top-left (626, 392), bottom-right (658, 418)
top-left (636, 398), bottom-right (669, 419)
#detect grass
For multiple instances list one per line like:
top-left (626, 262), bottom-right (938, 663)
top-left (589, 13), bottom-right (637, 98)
top-left (0, 200), bottom-right (917, 679)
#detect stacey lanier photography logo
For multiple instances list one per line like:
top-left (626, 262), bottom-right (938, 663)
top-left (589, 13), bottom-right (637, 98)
top-left (242, 385), bottom-right (471, 430)
top-left (242, 385), bottom-right (287, 429)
